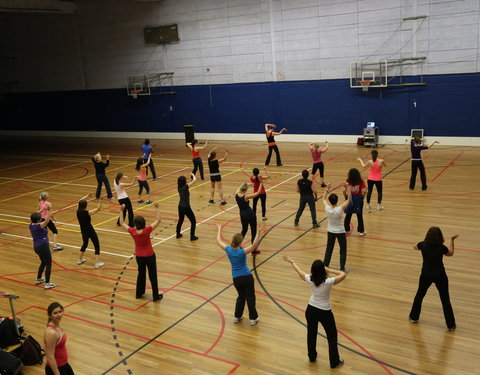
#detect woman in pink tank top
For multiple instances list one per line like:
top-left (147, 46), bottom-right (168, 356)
top-left (44, 302), bottom-right (74, 375)
top-left (357, 150), bottom-right (386, 211)
top-left (37, 192), bottom-right (63, 251)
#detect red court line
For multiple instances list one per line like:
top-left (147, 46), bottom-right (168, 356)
top-left (432, 151), bottom-right (464, 182)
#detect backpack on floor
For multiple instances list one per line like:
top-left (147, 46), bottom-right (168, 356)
top-left (0, 318), bottom-right (21, 349)
top-left (0, 350), bottom-right (23, 375)
top-left (17, 336), bottom-right (44, 366)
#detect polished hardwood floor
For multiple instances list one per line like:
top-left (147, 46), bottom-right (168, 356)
top-left (0, 136), bottom-right (479, 375)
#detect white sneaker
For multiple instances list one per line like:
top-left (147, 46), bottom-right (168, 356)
top-left (94, 262), bottom-right (104, 268)
top-left (359, 232), bottom-right (367, 236)
top-left (52, 245), bottom-right (63, 251)
top-left (366, 204), bottom-right (371, 210)
top-left (250, 317), bottom-right (260, 326)
top-left (233, 317), bottom-right (243, 324)
top-left (77, 259), bottom-right (86, 265)
top-left (44, 283), bottom-right (57, 289)
top-left (34, 278), bottom-right (45, 285)
top-left (262, 217), bottom-right (267, 221)
top-left (377, 205), bottom-right (384, 211)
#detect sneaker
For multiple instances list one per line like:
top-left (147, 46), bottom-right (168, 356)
top-left (52, 245), bottom-right (63, 251)
top-left (136, 294), bottom-right (146, 299)
top-left (332, 359), bottom-right (344, 369)
top-left (277, 164), bottom-right (283, 166)
top-left (77, 259), bottom-right (87, 265)
top-left (44, 283), bottom-right (57, 290)
top-left (341, 268), bottom-right (350, 274)
top-left (146, 200), bottom-right (152, 204)
top-left (422, 186), bottom-right (428, 191)
top-left (153, 177), bottom-right (159, 181)
top-left (321, 183), bottom-right (327, 187)
top-left (250, 317), bottom-right (260, 326)
top-left (312, 223), bottom-right (320, 228)
top-left (209, 199), bottom-right (214, 204)
top-left (448, 324), bottom-right (456, 331)
top-left (233, 316), bottom-right (243, 324)
top-left (359, 232), bottom-right (367, 236)
top-left (366, 204), bottom-right (371, 210)
top-left (409, 318), bottom-right (419, 324)
top-left (262, 217), bottom-right (267, 221)
top-left (137, 199), bottom-right (144, 203)
top-left (252, 250), bottom-right (261, 255)
top-left (294, 221), bottom-right (299, 227)
top-left (221, 201), bottom-right (227, 205)
top-left (377, 205), bottom-right (384, 211)
top-left (94, 262), bottom-right (104, 269)
top-left (34, 278), bottom-right (45, 285)
top-left (190, 236), bottom-right (199, 241)
top-left (176, 233), bottom-right (183, 239)
top-left (153, 294), bottom-right (163, 302)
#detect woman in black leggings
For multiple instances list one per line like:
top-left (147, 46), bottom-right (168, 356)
top-left (250, 167), bottom-right (270, 220)
top-left (76, 194), bottom-right (104, 268)
top-left (176, 173), bottom-right (198, 241)
top-left (92, 152), bottom-right (113, 199)
top-left (114, 172), bottom-right (136, 227)
top-left (235, 182), bottom-right (262, 255)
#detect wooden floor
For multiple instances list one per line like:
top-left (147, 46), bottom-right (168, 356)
top-left (0, 136), bottom-right (479, 375)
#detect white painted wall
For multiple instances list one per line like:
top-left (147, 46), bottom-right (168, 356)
top-left (1, 0), bottom-right (479, 92)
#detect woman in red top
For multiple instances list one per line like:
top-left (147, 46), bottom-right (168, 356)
top-left (119, 203), bottom-right (163, 301)
top-left (44, 302), bottom-right (74, 375)
top-left (250, 167), bottom-right (270, 221)
top-left (186, 139), bottom-right (209, 181)
top-left (343, 168), bottom-right (367, 236)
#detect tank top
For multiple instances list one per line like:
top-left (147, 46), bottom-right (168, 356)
top-left (46, 325), bottom-right (68, 367)
top-left (138, 167), bottom-right (147, 181)
top-left (235, 194), bottom-right (252, 213)
top-left (192, 148), bottom-right (201, 159)
top-left (208, 159), bottom-right (220, 176)
top-left (250, 176), bottom-right (266, 194)
top-left (310, 148), bottom-right (323, 163)
top-left (114, 181), bottom-right (128, 200)
top-left (30, 223), bottom-right (49, 247)
top-left (266, 130), bottom-right (276, 146)
top-left (39, 200), bottom-right (49, 219)
top-left (368, 160), bottom-right (382, 181)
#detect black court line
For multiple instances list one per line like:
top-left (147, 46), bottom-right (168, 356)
top-left (271, 199), bottom-right (286, 208)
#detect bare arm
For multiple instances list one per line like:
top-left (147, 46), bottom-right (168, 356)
top-left (322, 185), bottom-right (331, 207)
top-left (195, 140), bottom-right (209, 151)
top-left (428, 140), bottom-right (439, 148)
top-left (283, 256), bottom-right (307, 281)
top-left (89, 198), bottom-right (102, 216)
top-left (142, 154), bottom-right (151, 167)
top-left (120, 176), bottom-right (137, 188)
top-left (44, 328), bottom-right (61, 375)
top-left (340, 185), bottom-right (352, 210)
top-left (357, 157), bottom-right (367, 167)
top-left (118, 205), bottom-right (130, 231)
top-left (308, 143), bottom-right (315, 149)
top-left (150, 203), bottom-right (161, 230)
top-left (313, 183), bottom-right (318, 201)
top-left (187, 173), bottom-right (197, 187)
top-left (39, 210), bottom-right (51, 229)
top-left (186, 142), bottom-right (193, 150)
top-left (325, 266), bottom-right (346, 285)
top-left (218, 149), bottom-right (228, 163)
top-left (446, 234), bottom-right (459, 256)
top-left (321, 141), bottom-right (329, 152)
top-left (216, 224), bottom-right (228, 250)
top-left (207, 147), bottom-right (217, 159)
top-left (245, 183), bottom-right (263, 199)
top-left (379, 159), bottom-right (386, 167)
top-left (244, 231), bottom-right (260, 254)
top-left (79, 193), bottom-right (91, 202)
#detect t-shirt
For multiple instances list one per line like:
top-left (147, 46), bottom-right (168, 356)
top-left (411, 140), bottom-right (428, 160)
top-left (310, 148), bottom-right (324, 163)
top-left (142, 144), bottom-right (152, 158)
top-left (305, 275), bottom-right (335, 310)
top-left (128, 226), bottom-right (154, 257)
top-left (92, 158), bottom-right (109, 175)
top-left (346, 180), bottom-right (366, 195)
top-left (250, 176), bottom-right (266, 194)
top-left (29, 223), bottom-right (49, 248)
top-left (77, 210), bottom-right (93, 231)
top-left (225, 245), bottom-right (251, 278)
top-left (114, 181), bottom-right (128, 200)
top-left (178, 184), bottom-right (190, 208)
top-left (325, 205), bottom-right (345, 234)
top-left (298, 178), bottom-right (313, 196)
top-left (417, 241), bottom-right (448, 270)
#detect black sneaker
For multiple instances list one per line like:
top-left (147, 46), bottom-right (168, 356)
top-left (332, 359), bottom-right (344, 368)
top-left (209, 199), bottom-right (214, 204)
top-left (153, 294), bottom-right (163, 302)
top-left (312, 223), bottom-right (320, 228)
top-left (294, 221), bottom-right (299, 226)
top-left (321, 183), bottom-right (327, 187)
top-left (190, 236), bottom-right (199, 241)
top-left (176, 233), bottom-right (183, 239)
top-left (221, 201), bottom-right (227, 205)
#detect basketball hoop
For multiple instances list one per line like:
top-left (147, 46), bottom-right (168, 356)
top-left (360, 80), bottom-right (372, 92)
top-left (131, 89), bottom-right (141, 99)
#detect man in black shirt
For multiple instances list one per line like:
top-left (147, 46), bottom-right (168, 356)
top-left (294, 170), bottom-right (320, 228)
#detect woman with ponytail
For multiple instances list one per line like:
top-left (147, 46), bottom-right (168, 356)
top-left (357, 150), bottom-right (386, 210)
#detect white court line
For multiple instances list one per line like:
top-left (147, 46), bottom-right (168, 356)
top-left (0, 176), bottom-right (97, 188)
top-left (0, 232), bottom-right (132, 259)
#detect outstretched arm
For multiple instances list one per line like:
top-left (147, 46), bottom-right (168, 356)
top-left (219, 149), bottom-right (228, 163)
top-left (150, 203), bottom-right (162, 230)
top-left (283, 256), bottom-right (307, 281)
top-left (187, 173), bottom-right (197, 187)
top-left (446, 234), bottom-right (459, 256)
top-left (325, 266), bottom-right (346, 284)
top-left (321, 141), bottom-right (329, 152)
top-left (89, 198), bottom-right (102, 216)
top-left (195, 140), bottom-right (210, 151)
top-left (186, 142), bottom-right (193, 150)
top-left (340, 185), bottom-right (352, 210)
top-left (428, 140), bottom-right (439, 148)
top-left (216, 224), bottom-right (228, 250)
top-left (244, 231), bottom-right (260, 254)
top-left (245, 182), bottom-right (263, 199)
top-left (322, 185), bottom-right (331, 207)
top-left (143, 154), bottom-right (151, 167)
top-left (207, 147), bottom-right (217, 159)
top-left (357, 157), bottom-right (367, 167)
top-left (118, 205), bottom-right (130, 231)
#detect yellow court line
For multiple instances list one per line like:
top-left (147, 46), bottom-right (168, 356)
top-left (0, 160), bottom-right (136, 203)
top-left (93, 168), bottom-right (242, 228)
top-left (0, 158), bottom-right (48, 173)
top-left (0, 217), bottom-right (81, 233)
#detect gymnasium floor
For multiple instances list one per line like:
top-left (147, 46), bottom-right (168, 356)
top-left (0, 136), bottom-right (479, 375)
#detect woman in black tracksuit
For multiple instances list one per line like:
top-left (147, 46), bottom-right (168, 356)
top-left (176, 173), bottom-right (198, 241)
top-left (92, 152), bottom-right (113, 199)
top-left (235, 182), bottom-right (263, 255)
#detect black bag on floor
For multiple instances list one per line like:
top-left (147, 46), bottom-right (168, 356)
top-left (0, 350), bottom-right (23, 375)
top-left (0, 318), bottom-right (21, 349)
top-left (16, 336), bottom-right (44, 366)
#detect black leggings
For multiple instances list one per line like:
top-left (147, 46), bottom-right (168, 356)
top-left (143, 158), bottom-right (157, 179)
top-left (410, 160), bottom-right (427, 190)
top-left (312, 162), bottom-right (324, 177)
top-left (295, 195), bottom-right (317, 225)
top-left (305, 304), bottom-right (341, 368)
top-left (265, 145), bottom-right (282, 166)
top-left (240, 211), bottom-right (257, 243)
top-left (95, 173), bottom-right (113, 199)
top-left (34, 242), bottom-right (52, 283)
top-left (41, 219), bottom-right (58, 235)
top-left (80, 229), bottom-right (100, 255)
top-left (367, 179), bottom-right (383, 204)
top-left (176, 205), bottom-right (196, 238)
top-left (46, 363), bottom-right (74, 375)
top-left (117, 197), bottom-right (134, 227)
top-left (136, 254), bottom-right (160, 299)
top-left (192, 158), bottom-right (204, 180)
top-left (323, 232), bottom-right (347, 270)
top-left (252, 194), bottom-right (267, 218)
top-left (138, 180), bottom-right (150, 195)
top-left (233, 274), bottom-right (258, 320)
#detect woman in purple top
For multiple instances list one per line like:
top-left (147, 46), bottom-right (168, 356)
top-left (216, 225), bottom-right (260, 326)
top-left (409, 137), bottom-right (438, 190)
top-left (29, 209), bottom-right (56, 289)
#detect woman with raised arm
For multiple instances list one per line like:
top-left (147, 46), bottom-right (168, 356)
top-left (44, 302), bottom-right (74, 375)
top-left (235, 182), bottom-right (263, 254)
top-left (119, 203), bottom-right (163, 302)
top-left (76, 194), bottom-right (103, 268)
top-left (136, 154), bottom-right (152, 204)
top-left (264, 123), bottom-right (287, 166)
top-left (410, 137), bottom-right (439, 190)
top-left (323, 185), bottom-right (352, 273)
top-left (357, 150), bottom-right (386, 210)
top-left (409, 227), bottom-right (458, 331)
top-left (30, 209), bottom-right (56, 289)
top-left (343, 168), bottom-right (367, 236)
top-left (207, 147), bottom-right (228, 205)
top-left (176, 173), bottom-right (198, 241)
top-left (114, 172), bottom-right (136, 227)
top-left (186, 139), bottom-right (209, 181)
top-left (141, 139), bottom-right (157, 180)
top-left (216, 225), bottom-right (261, 326)
top-left (283, 256), bottom-right (345, 368)
top-left (37, 192), bottom-right (63, 251)
top-left (250, 167), bottom-right (270, 221)
top-left (92, 152), bottom-right (113, 199)
top-left (308, 141), bottom-right (329, 187)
